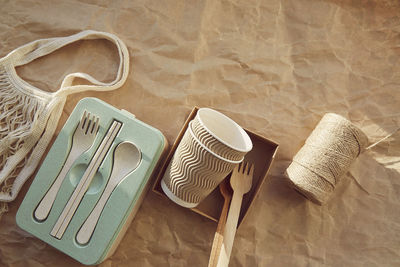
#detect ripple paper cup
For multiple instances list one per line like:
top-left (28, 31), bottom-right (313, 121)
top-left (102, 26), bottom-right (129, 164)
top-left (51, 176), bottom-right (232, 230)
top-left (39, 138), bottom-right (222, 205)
top-left (161, 122), bottom-right (242, 208)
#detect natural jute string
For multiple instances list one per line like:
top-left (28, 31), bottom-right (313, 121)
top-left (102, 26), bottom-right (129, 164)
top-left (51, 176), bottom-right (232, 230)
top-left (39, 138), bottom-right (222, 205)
top-left (285, 113), bottom-right (369, 205)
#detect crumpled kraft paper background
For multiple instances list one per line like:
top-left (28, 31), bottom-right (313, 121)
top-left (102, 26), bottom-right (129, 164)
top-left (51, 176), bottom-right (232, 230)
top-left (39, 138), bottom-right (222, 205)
top-left (0, 0), bottom-right (399, 266)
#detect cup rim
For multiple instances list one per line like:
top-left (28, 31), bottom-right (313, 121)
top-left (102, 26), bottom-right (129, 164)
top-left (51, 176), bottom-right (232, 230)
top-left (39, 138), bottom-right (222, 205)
top-left (196, 108), bottom-right (253, 153)
top-left (188, 121), bottom-right (243, 164)
top-left (190, 120), bottom-right (243, 161)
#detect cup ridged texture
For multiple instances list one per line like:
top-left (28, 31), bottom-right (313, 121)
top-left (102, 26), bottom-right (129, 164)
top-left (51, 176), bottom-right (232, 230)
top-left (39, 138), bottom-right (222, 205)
top-left (191, 117), bottom-right (245, 161)
top-left (162, 127), bottom-right (236, 205)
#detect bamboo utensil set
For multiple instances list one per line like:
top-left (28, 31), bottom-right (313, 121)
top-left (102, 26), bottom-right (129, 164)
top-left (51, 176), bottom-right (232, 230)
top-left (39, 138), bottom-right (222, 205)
top-left (34, 112), bottom-right (142, 244)
top-left (16, 98), bottom-right (168, 264)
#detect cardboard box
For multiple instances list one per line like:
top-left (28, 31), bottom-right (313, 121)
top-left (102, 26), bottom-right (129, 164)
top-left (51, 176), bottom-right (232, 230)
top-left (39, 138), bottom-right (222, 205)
top-left (152, 107), bottom-right (278, 227)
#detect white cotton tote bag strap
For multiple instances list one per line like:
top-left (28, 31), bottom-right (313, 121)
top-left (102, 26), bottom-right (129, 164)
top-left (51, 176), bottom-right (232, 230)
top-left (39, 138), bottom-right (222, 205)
top-left (0, 30), bottom-right (129, 203)
top-left (9, 30), bottom-right (130, 96)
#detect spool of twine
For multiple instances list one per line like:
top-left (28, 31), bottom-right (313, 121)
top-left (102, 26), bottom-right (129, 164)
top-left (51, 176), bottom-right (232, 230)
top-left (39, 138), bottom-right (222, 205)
top-left (285, 113), bottom-right (369, 205)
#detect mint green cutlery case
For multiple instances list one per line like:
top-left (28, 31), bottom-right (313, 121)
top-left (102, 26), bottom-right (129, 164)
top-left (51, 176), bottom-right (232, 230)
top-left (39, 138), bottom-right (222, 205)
top-left (16, 97), bottom-right (167, 265)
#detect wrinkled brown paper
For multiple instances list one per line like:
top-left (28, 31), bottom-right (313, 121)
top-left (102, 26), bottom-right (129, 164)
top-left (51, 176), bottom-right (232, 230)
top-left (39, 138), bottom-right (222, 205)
top-left (1, 0), bottom-right (400, 266)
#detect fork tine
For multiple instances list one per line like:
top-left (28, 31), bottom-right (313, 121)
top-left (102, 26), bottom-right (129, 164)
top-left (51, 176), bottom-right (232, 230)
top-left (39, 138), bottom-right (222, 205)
top-left (238, 162), bottom-right (243, 173)
top-left (248, 163), bottom-right (254, 176)
top-left (91, 116), bottom-right (99, 134)
top-left (89, 116), bottom-right (94, 134)
top-left (79, 111), bottom-right (87, 129)
top-left (84, 112), bottom-right (91, 130)
top-left (243, 162), bottom-right (248, 174)
top-left (91, 116), bottom-right (97, 134)
top-left (85, 115), bottom-right (93, 134)
top-left (90, 115), bottom-right (95, 132)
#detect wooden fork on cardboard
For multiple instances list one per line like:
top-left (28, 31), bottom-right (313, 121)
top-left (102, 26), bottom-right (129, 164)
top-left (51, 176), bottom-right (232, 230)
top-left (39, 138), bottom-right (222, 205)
top-left (216, 162), bottom-right (254, 267)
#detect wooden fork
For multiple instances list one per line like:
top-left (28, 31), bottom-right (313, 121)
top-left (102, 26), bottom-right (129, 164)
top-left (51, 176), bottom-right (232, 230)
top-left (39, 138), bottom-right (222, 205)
top-left (216, 162), bottom-right (254, 267)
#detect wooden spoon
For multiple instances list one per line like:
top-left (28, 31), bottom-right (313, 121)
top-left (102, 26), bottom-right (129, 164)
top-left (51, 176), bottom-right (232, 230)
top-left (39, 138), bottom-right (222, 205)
top-left (208, 178), bottom-right (232, 267)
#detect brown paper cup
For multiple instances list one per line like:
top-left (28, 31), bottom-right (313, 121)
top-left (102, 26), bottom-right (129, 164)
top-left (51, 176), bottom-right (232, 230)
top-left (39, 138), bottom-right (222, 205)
top-left (161, 122), bottom-right (242, 207)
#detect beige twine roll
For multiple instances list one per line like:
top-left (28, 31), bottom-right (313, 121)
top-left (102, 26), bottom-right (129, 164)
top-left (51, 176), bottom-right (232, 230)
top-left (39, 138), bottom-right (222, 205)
top-left (285, 113), bottom-right (369, 205)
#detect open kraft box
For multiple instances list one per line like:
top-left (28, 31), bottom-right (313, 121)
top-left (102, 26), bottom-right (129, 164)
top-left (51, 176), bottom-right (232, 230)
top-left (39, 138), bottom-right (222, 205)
top-left (152, 107), bottom-right (279, 227)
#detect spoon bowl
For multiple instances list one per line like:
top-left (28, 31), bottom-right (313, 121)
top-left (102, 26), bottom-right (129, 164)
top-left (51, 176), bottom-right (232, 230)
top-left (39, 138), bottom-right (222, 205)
top-left (111, 141), bottom-right (142, 183)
